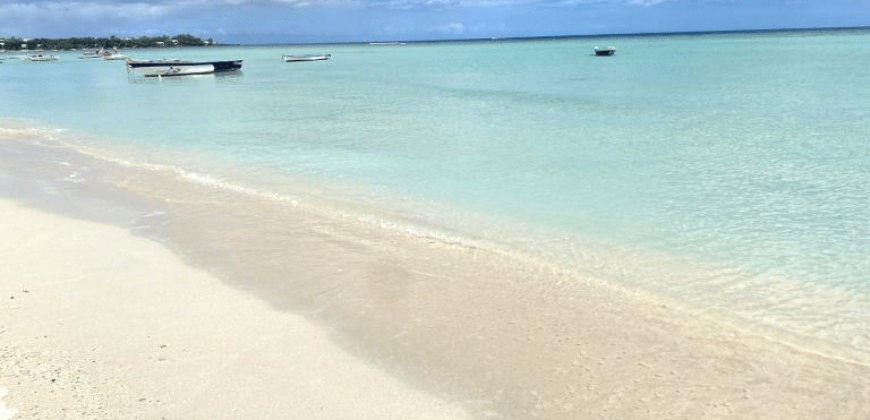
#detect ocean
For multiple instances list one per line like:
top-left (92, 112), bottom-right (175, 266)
top-left (2, 28), bottom-right (869, 361)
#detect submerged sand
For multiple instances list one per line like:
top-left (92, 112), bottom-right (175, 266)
top-left (2, 194), bottom-right (869, 419)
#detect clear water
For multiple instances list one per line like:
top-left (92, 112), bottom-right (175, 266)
top-left (2, 29), bottom-right (869, 355)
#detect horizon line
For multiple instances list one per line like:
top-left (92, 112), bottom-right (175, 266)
top-left (226, 24), bottom-right (870, 46)
top-left (4, 25), bottom-right (867, 47)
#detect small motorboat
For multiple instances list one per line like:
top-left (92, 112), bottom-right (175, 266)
top-left (22, 53), bottom-right (59, 61)
top-left (282, 53), bottom-right (331, 62)
top-left (79, 50), bottom-right (104, 59)
top-left (103, 52), bottom-right (129, 60)
top-left (594, 46), bottom-right (616, 56)
top-left (126, 59), bottom-right (243, 77)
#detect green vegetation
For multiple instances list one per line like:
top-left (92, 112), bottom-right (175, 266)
top-left (0, 34), bottom-right (214, 51)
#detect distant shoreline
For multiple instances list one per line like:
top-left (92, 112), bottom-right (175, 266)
top-left (188, 24), bottom-right (870, 47)
top-left (3, 24), bottom-right (867, 50)
top-left (362, 24), bottom-right (870, 45)
top-left (0, 34), bottom-right (214, 52)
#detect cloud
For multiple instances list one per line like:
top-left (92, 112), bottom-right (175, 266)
top-left (0, 0), bottom-right (679, 20)
top-left (0, 0), bottom-right (340, 27)
top-left (0, 1), bottom-right (171, 22)
top-left (627, 0), bottom-right (672, 6)
top-left (0, 0), bottom-right (686, 38)
top-left (365, 0), bottom-right (526, 9)
top-left (432, 22), bottom-right (465, 34)
top-left (348, 0), bottom-right (680, 10)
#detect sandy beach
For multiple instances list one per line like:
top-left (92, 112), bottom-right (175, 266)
top-left (2, 190), bottom-right (869, 419)
top-left (0, 199), bottom-right (473, 420)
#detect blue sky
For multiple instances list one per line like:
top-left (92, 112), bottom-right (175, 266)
top-left (1, 0), bottom-right (868, 43)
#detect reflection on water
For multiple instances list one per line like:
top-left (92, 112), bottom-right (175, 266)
top-left (127, 70), bottom-right (245, 83)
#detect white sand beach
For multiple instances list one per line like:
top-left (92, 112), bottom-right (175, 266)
top-left (0, 199), bottom-right (472, 420)
top-left (2, 196), bottom-right (869, 419)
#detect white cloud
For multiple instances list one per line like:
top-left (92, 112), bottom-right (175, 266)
top-left (628, 0), bottom-right (672, 6)
top-left (367, 0), bottom-right (522, 8)
top-left (0, 0), bottom-right (683, 36)
top-left (433, 22), bottom-right (466, 34)
top-left (339, 0), bottom-right (678, 10)
top-left (0, 0), bottom-right (680, 20)
top-left (0, 0), bottom-right (302, 23)
top-left (0, 1), bottom-right (171, 22)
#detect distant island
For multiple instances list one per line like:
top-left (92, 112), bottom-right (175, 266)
top-left (0, 34), bottom-right (214, 51)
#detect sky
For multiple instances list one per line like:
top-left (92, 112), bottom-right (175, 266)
top-left (0, 0), bottom-right (868, 44)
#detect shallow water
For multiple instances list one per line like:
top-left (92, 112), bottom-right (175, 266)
top-left (2, 28), bottom-right (869, 357)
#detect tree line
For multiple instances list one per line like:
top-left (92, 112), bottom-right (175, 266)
top-left (0, 34), bottom-right (214, 51)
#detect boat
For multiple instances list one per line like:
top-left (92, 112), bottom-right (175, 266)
top-left (22, 53), bottom-right (59, 61)
top-left (79, 49), bottom-right (104, 59)
top-left (282, 53), bottom-right (331, 62)
top-left (594, 46), bottom-right (616, 56)
top-left (103, 52), bottom-right (128, 60)
top-left (102, 48), bottom-right (129, 60)
top-left (126, 59), bottom-right (243, 77)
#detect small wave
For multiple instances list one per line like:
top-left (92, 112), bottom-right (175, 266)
top-left (173, 169), bottom-right (302, 207)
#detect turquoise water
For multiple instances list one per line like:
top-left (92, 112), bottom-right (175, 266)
top-left (2, 29), bottom-right (869, 355)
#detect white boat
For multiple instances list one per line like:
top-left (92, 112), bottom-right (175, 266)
top-left (126, 59), bottom-right (243, 77)
top-left (594, 46), bottom-right (616, 56)
top-left (282, 53), bottom-right (331, 62)
top-left (22, 53), bottom-right (58, 61)
top-left (79, 49), bottom-right (126, 60)
top-left (79, 50), bottom-right (103, 59)
top-left (103, 53), bottom-right (128, 60)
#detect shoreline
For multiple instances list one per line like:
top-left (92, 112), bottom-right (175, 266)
top-left (3, 120), bottom-right (869, 365)
top-left (2, 137), bottom-right (869, 418)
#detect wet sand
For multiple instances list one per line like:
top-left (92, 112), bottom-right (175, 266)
top-left (1, 130), bottom-right (870, 419)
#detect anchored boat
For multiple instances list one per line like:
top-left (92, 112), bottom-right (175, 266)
top-left (126, 59), bottom-right (243, 77)
top-left (22, 53), bottom-right (59, 61)
top-left (103, 52), bottom-right (129, 61)
top-left (282, 53), bottom-right (331, 62)
top-left (594, 46), bottom-right (616, 56)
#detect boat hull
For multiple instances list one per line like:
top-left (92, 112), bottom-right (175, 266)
top-left (282, 54), bottom-right (330, 62)
top-left (594, 47), bottom-right (616, 56)
top-left (127, 60), bottom-right (243, 77)
top-left (22, 54), bottom-right (59, 61)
